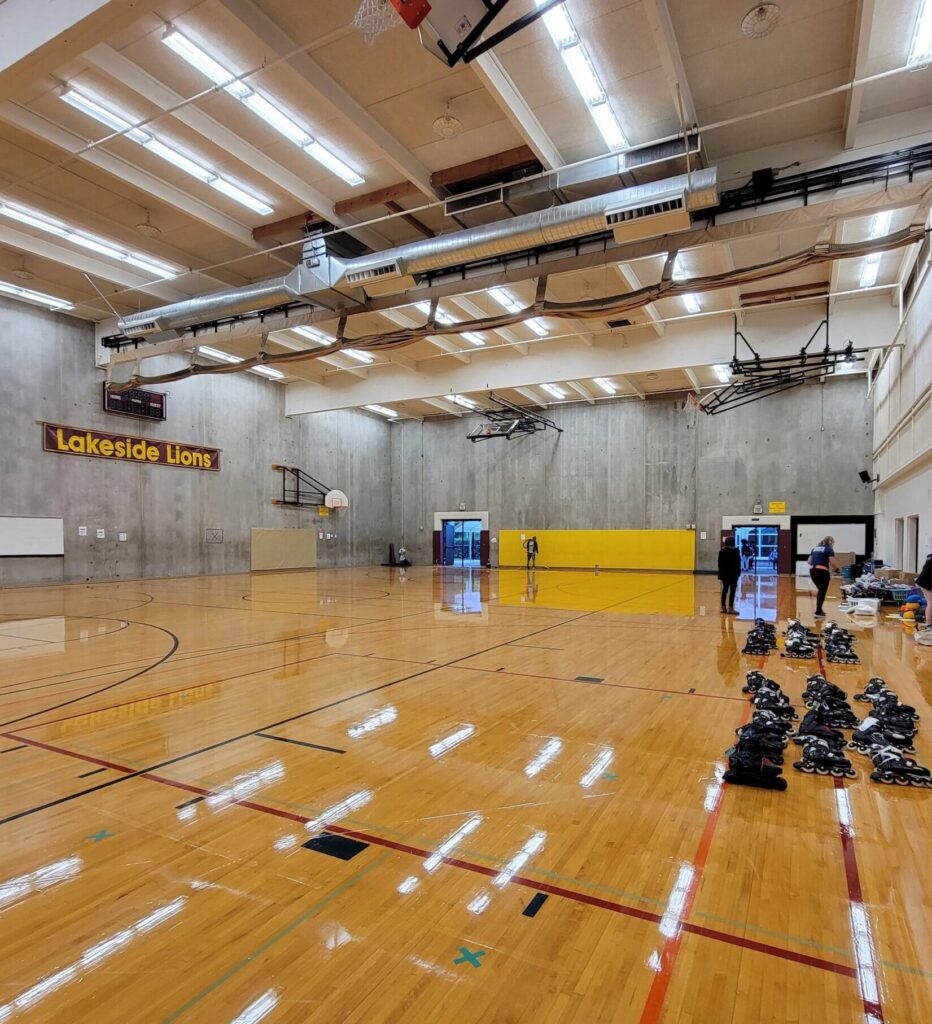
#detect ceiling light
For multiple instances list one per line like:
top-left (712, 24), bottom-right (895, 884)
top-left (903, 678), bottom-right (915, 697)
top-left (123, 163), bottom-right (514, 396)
top-left (12, 263), bottom-right (35, 281)
top-left (250, 365), bottom-right (284, 379)
top-left (364, 404), bottom-right (398, 418)
top-left (162, 29), bottom-right (364, 186)
top-left (0, 280), bottom-right (74, 310)
top-left (541, 383), bottom-right (565, 399)
top-left (380, 307), bottom-right (418, 329)
top-left (526, 317), bottom-right (548, 336)
top-left (344, 349), bottom-right (374, 363)
top-left (713, 364), bottom-right (731, 384)
top-left (682, 294), bottom-right (701, 314)
top-left (62, 88), bottom-right (273, 215)
top-left (198, 345), bottom-right (241, 363)
top-left (741, 3), bottom-right (782, 39)
top-left (672, 257), bottom-right (688, 281)
top-left (592, 377), bottom-right (617, 394)
top-left (450, 394), bottom-right (477, 408)
top-left (0, 201), bottom-right (182, 279)
top-left (289, 326), bottom-right (332, 345)
top-left (534, 2), bottom-right (627, 152)
top-left (135, 211), bottom-right (161, 238)
top-left (909, 0), bottom-right (932, 66)
top-left (487, 287), bottom-right (521, 313)
top-left (870, 210), bottom-right (892, 238)
top-left (460, 332), bottom-right (485, 346)
top-left (859, 253), bottom-right (882, 288)
top-left (415, 301), bottom-right (455, 325)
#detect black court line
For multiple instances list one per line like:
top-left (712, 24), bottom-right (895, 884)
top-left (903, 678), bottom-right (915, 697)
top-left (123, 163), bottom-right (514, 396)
top-left (255, 733), bottom-right (346, 755)
top-left (78, 767), bottom-right (106, 778)
top-left (575, 675), bottom-right (604, 683)
top-left (176, 796), bottom-right (205, 810)
top-left (1, 745), bottom-right (26, 753)
top-left (0, 579), bottom-right (685, 827)
top-left (523, 893), bottom-right (548, 917)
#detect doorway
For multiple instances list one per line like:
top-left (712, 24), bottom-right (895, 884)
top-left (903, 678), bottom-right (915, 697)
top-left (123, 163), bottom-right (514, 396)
top-left (907, 515), bottom-right (919, 573)
top-left (733, 525), bottom-right (780, 574)
top-left (441, 519), bottom-right (482, 567)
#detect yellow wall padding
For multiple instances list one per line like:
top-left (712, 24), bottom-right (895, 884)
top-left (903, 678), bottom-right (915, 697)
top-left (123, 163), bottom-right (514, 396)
top-left (498, 530), bottom-right (695, 571)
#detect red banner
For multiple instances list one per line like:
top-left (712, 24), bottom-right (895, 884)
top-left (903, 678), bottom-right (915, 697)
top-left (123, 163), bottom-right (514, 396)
top-left (43, 423), bottom-right (220, 471)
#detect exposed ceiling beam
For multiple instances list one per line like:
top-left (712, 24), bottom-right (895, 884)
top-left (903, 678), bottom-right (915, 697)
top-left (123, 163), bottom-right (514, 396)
top-left (216, 0), bottom-right (439, 200)
top-left (0, 223), bottom-right (187, 301)
top-left (421, 396), bottom-right (463, 416)
top-left (430, 145), bottom-right (540, 189)
top-left (472, 53), bottom-right (563, 170)
top-left (253, 211), bottom-right (326, 242)
top-left (515, 385), bottom-right (545, 406)
top-left (622, 375), bottom-right (646, 399)
top-left (843, 0), bottom-right (876, 150)
top-left (0, 100), bottom-right (263, 251)
top-left (567, 380), bottom-right (595, 404)
top-left (615, 263), bottom-right (664, 335)
top-left (384, 200), bottom-right (434, 239)
top-left (426, 335), bottom-right (471, 364)
top-left (450, 294), bottom-right (529, 354)
top-left (318, 354), bottom-right (368, 378)
top-left (334, 182), bottom-right (419, 218)
top-left (83, 44), bottom-right (340, 221)
top-left (642, 0), bottom-right (698, 127)
top-left (683, 367), bottom-right (702, 395)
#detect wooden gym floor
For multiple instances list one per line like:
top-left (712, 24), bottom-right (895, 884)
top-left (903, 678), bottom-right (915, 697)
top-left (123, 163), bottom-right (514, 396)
top-left (0, 567), bottom-right (930, 1023)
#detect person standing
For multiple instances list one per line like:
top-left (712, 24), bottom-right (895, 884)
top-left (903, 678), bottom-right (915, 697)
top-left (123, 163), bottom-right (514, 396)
top-left (523, 535), bottom-right (539, 570)
top-left (808, 535), bottom-right (836, 618)
top-left (718, 537), bottom-right (741, 614)
top-left (916, 552), bottom-right (932, 635)
top-left (740, 539), bottom-right (752, 572)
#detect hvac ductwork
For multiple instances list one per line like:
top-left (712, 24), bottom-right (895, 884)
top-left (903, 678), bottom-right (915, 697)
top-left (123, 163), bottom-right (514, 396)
top-left (117, 167), bottom-right (718, 337)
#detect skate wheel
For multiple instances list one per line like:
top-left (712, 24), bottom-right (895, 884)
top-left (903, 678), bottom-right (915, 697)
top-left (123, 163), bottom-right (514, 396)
top-left (895, 777), bottom-right (909, 786)
top-left (845, 768), bottom-right (857, 779)
top-left (879, 775), bottom-right (894, 785)
top-left (797, 762), bottom-right (815, 773)
top-left (816, 766), bottom-right (830, 775)
top-left (847, 742), bottom-right (857, 750)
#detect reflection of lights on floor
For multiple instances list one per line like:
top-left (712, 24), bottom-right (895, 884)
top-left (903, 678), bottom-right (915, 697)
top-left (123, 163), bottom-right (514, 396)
top-left (397, 875), bottom-right (419, 894)
top-left (579, 747), bottom-right (614, 788)
top-left (703, 763), bottom-right (725, 813)
top-left (493, 832), bottom-right (546, 887)
top-left (428, 724), bottom-right (475, 758)
top-left (206, 762), bottom-right (285, 810)
top-left (305, 790), bottom-right (372, 833)
top-left (348, 706), bottom-right (397, 738)
top-left (0, 856), bottom-right (82, 908)
top-left (658, 862), bottom-right (696, 939)
top-left (423, 815), bottom-right (483, 872)
top-left (230, 989), bottom-right (278, 1024)
top-left (524, 738), bottom-right (562, 778)
top-left (466, 891), bottom-right (491, 914)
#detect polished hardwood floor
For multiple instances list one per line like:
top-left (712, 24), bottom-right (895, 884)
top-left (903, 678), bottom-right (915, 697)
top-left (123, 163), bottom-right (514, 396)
top-left (0, 566), bottom-right (930, 1023)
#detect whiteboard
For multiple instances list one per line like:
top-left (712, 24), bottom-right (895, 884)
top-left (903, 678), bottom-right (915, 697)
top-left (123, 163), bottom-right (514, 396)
top-left (0, 517), bottom-right (64, 556)
top-left (796, 523), bottom-right (867, 558)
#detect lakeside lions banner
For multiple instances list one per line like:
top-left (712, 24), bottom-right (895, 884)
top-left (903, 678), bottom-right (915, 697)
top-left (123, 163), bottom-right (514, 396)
top-left (43, 423), bottom-right (220, 471)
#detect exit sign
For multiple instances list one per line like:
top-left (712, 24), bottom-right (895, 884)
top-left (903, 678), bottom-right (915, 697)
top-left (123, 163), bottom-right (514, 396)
top-left (103, 384), bottom-right (166, 421)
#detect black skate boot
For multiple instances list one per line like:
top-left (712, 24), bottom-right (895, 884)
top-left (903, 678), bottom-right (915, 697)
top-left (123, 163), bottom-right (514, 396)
top-left (868, 745), bottom-right (932, 788)
top-left (793, 736), bottom-right (857, 778)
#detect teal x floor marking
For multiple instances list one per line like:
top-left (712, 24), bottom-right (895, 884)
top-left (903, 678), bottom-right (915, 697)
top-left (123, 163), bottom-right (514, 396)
top-left (601, 772), bottom-right (617, 781)
top-left (85, 829), bottom-right (114, 842)
top-left (453, 947), bottom-right (486, 968)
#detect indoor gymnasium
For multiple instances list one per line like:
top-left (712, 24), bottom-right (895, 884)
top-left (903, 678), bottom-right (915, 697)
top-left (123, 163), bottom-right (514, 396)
top-left (2, 0), bottom-right (932, 1021)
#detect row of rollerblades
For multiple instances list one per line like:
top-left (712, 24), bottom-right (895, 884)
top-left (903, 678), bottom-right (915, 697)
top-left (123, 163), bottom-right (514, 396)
top-left (742, 618), bottom-right (778, 656)
top-left (724, 673), bottom-right (791, 790)
top-left (782, 619), bottom-right (819, 660)
top-left (822, 622), bottom-right (860, 665)
top-left (848, 677), bottom-right (931, 788)
top-left (792, 675), bottom-right (858, 777)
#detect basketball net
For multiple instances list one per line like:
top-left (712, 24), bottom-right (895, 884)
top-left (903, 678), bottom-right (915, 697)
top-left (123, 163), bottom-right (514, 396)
top-left (353, 0), bottom-right (402, 44)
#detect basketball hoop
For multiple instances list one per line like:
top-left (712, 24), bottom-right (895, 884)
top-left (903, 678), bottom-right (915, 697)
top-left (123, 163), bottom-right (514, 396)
top-left (353, 0), bottom-right (402, 45)
top-left (325, 489), bottom-right (350, 512)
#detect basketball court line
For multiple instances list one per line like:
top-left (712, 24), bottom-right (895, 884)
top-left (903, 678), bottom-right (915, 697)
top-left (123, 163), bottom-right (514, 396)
top-left (0, 728), bottom-right (861, 982)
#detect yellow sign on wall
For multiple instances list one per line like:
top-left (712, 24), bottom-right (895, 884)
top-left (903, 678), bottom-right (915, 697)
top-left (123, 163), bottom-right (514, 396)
top-left (768, 501), bottom-right (787, 514)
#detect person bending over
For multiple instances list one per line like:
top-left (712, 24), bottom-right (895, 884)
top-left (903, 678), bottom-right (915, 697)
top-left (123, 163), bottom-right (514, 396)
top-left (808, 535), bottom-right (836, 618)
top-left (718, 537), bottom-right (741, 615)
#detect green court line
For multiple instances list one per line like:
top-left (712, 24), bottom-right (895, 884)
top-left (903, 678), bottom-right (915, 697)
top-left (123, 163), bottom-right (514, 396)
top-left (161, 852), bottom-right (389, 1023)
top-left (68, 744), bottom-right (932, 983)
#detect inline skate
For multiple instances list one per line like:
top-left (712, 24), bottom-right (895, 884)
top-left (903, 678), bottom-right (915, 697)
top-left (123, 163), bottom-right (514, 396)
top-left (793, 736), bottom-right (857, 778)
top-left (848, 717), bottom-right (915, 754)
top-left (868, 745), bottom-right (932, 788)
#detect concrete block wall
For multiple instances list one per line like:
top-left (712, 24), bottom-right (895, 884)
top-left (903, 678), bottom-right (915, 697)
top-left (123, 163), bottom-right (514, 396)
top-left (390, 376), bottom-right (874, 570)
top-left (0, 298), bottom-right (392, 585)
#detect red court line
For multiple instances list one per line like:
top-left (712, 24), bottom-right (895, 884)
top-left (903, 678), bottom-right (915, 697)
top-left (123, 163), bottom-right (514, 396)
top-left (2, 728), bottom-right (860, 981)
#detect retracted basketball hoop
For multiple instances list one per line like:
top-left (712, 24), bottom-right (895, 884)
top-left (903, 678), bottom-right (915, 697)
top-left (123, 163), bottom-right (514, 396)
top-left (325, 489), bottom-right (350, 511)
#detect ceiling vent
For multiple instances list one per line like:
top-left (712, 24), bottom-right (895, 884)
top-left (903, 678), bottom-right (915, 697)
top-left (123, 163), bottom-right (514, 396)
top-left (607, 318), bottom-right (633, 330)
top-left (604, 193), bottom-right (690, 243)
top-left (344, 261), bottom-right (416, 297)
top-left (121, 319), bottom-right (160, 337)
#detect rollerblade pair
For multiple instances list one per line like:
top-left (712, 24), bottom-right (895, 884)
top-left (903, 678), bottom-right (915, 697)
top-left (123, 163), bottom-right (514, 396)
top-left (724, 739), bottom-right (788, 790)
top-left (822, 622), bottom-right (860, 665)
top-left (793, 735), bottom-right (856, 778)
top-left (793, 709), bottom-right (846, 748)
top-left (802, 674), bottom-right (847, 706)
top-left (805, 696), bottom-right (860, 730)
top-left (867, 745), bottom-right (932, 788)
top-left (782, 619), bottom-right (819, 660)
top-left (853, 678), bottom-right (920, 721)
top-left (742, 619), bottom-right (778, 656)
top-left (848, 716), bottom-right (916, 754)
top-left (743, 670), bottom-right (776, 694)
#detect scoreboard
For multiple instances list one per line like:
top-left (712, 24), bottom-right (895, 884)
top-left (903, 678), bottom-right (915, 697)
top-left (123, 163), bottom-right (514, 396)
top-left (103, 384), bottom-right (167, 421)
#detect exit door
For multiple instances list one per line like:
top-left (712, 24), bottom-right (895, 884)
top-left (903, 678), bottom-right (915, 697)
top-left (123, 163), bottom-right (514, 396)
top-left (441, 520), bottom-right (482, 567)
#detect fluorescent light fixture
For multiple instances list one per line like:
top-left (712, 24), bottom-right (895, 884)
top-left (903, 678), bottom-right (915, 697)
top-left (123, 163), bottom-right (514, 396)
top-left (415, 300), bottom-right (455, 325)
top-left (541, 383), bottom-right (566, 399)
top-left (713, 364), bottom-right (731, 384)
top-left (344, 349), bottom-right (374, 364)
top-left (870, 210), bottom-right (892, 237)
top-left (460, 331), bottom-right (486, 347)
top-left (450, 394), bottom-right (477, 409)
top-left (534, 1), bottom-right (627, 151)
top-left (592, 377), bottom-right (617, 395)
top-left (682, 294), bottom-right (701, 314)
top-left (197, 345), bottom-right (242, 363)
top-left (364, 404), bottom-right (398, 418)
top-left (0, 280), bottom-right (74, 310)
top-left (250, 365), bottom-right (284, 379)
top-left (672, 257), bottom-right (688, 281)
top-left (289, 326), bottom-right (331, 345)
top-left (859, 253), bottom-right (882, 288)
top-left (908, 0), bottom-right (932, 66)
top-left (561, 44), bottom-right (605, 105)
top-left (487, 287), bottom-right (522, 313)
top-left (0, 201), bottom-right (180, 278)
top-left (526, 317), bottom-right (548, 336)
top-left (162, 29), bottom-right (364, 185)
top-left (61, 87), bottom-right (273, 214)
